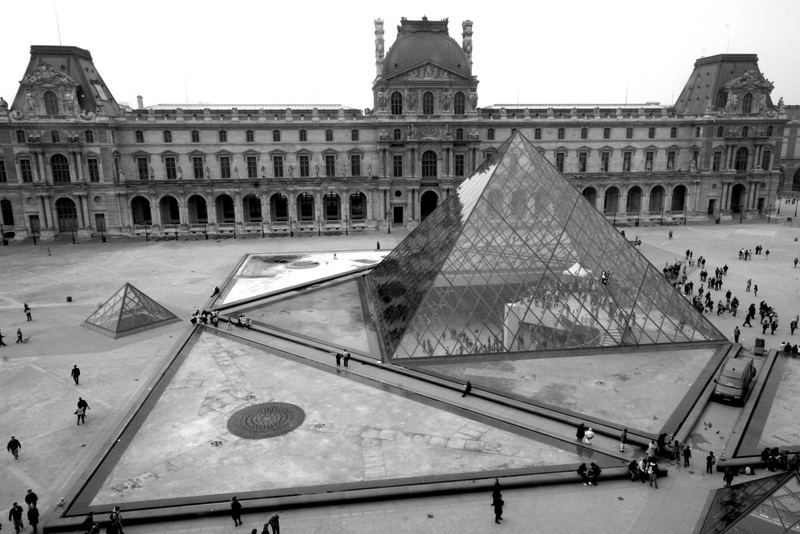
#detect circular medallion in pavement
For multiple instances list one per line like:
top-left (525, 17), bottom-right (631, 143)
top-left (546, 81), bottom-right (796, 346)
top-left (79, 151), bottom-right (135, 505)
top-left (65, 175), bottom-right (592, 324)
top-left (227, 402), bottom-right (306, 439)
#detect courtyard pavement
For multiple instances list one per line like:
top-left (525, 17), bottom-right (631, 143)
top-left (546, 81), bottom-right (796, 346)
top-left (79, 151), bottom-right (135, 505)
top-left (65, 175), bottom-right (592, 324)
top-left (1, 221), bottom-right (799, 533)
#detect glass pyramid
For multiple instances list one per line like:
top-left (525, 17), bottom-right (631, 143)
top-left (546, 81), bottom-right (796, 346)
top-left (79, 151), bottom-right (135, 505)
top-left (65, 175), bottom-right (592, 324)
top-left (698, 471), bottom-right (800, 534)
top-left (84, 283), bottom-right (180, 338)
top-left (365, 132), bottom-right (725, 360)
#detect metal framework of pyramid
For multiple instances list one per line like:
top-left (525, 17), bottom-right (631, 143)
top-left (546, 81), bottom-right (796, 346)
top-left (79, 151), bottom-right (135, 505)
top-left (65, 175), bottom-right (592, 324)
top-left (83, 283), bottom-right (180, 338)
top-left (698, 470), bottom-right (800, 533)
top-left (365, 132), bottom-right (725, 360)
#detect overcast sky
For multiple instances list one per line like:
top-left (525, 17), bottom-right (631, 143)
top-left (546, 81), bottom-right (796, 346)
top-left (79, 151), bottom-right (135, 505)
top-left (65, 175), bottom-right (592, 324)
top-left (1, 0), bottom-right (798, 110)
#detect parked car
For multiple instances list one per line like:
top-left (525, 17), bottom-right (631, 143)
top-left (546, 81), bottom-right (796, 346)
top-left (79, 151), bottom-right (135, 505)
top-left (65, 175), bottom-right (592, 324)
top-left (713, 357), bottom-right (756, 405)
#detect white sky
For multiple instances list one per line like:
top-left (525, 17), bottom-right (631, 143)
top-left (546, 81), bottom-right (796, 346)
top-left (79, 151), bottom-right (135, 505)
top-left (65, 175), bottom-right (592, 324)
top-left (1, 0), bottom-right (798, 110)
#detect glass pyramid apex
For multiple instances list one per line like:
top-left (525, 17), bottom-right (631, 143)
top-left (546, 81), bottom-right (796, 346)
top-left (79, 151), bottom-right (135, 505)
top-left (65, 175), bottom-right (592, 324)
top-left (365, 131), bottom-right (725, 360)
top-left (84, 283), bottom-right (180, 338)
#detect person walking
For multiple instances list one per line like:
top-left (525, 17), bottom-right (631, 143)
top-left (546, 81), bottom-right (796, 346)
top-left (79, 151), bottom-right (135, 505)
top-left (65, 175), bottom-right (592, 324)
top-left (334, 352), bottom-right (342, 367)
top-left (746, 279), bottom-right (752, 292)
top-left (27, 504), bottom-right (39, 534)
top-left (619, 427), bottom-right (628, 453)
top-left (71, 365), bottom-right (81, 385)
top-left (24, 489), bottom-right (38, 509)
top-left (24, 302), bottom-right (32, 321)
top-left (754, 284), bottom-right (759, 297)
top-left (576, 422), bottom-right (586, 441)
top-left (683, 444), bottom-right (692, 467)
top-left (267, 514), bottom-right (280, 534)
top-left (230, 496), bottom-right (243, 527)
top-left (343, 350), bottom-right (351, 367)
top-left (76, 397), bottom-right (90, 425)
top-left (792, 315), bottom-right (799, 336)
top-left (706, 451), bottom-right (716, 474)
top-left (7, 435), bottom-right (21, 461)
top-left (109, 506), bottom-right (123, 534)
top-left (723, 467), bottom-right (736, 487)
top-left (734, 326), bottom-right (741, 343)
top-left (16, 328), bottom-right (23, 343)
top-left (648, 460), bottom-right (659, 489)
top-left (462, 381), bottom-right (472, 397)
top-left (0, 328), bottom-right (6, 347)
top-left (492, 495), bottom-right (504, 524)
top-left (8, 502), bottom-right (24, 533)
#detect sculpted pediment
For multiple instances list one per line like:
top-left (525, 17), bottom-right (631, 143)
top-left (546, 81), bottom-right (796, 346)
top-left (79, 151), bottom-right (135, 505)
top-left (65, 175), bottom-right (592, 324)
top-left (388, 62), bottom-right (469, 82)
top-left (725, 69), bottom-right (773, 92)
top-left (21, 63), bottom-right (76, 87)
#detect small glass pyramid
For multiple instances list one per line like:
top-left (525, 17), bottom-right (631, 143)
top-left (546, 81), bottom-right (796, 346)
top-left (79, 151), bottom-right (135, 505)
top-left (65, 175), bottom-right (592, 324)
top-left (84, 283), bottom-right (180, 338)
top-left (365, 132), bottom-right (725, 360)
top-left (698, 471), bottom-right (800, 534)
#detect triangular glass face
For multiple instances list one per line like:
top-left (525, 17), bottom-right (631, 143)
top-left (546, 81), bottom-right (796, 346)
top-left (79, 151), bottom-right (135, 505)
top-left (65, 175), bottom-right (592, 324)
top-left (365, 132), bottom-right (725, 360)
top-left (239, 280), bottom-right (373, 354)
top-left (84, 283), bottom-right (178, 337)
top-left (698, 472), bottom-right (798, 534)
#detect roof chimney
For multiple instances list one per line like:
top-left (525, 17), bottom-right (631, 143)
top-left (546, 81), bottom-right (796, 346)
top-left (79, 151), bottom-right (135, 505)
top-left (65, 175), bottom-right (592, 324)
top-left (136, 95), bottom-right (143, 109)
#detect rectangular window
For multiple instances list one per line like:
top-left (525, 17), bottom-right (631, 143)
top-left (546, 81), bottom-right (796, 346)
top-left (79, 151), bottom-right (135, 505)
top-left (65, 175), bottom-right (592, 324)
top-left (163, 131), bottom-right (172, 143)
top-left (272, 130), bottom-right (281, 142)
top-left (325, 129), bottom-right (333, 142)
top-left (695, 127), bottom-right (701, 138)
top-left (648, 127), bottom-right (655, 139)
top-left (87, 158), bottom-right (100, 182)
top-left (670, 127), bottom-right (677, 139)
top-left (534, 128), bottom-right (541, 140)
top-left (667, 151), bottom-right (676, 171)
top-left (712, 151), bottom-right (722, 171)
top-left (557, 128), bottom-right (564, 140)
top-left (299, 154), bottom-right (310, 177)
top-left (626, 127), bottom-right (633, 139)
top-left (246, 156), bottom-right (258, 179)
top-left (600, 151), bottom-right (610, 172)
top-left (645, 151), bottom-right (654, 171)
top-left (393, 154), bottom-right (403, 177)
top-left (299, 129), bottom-right (307, 142)
top-left (580, 128), bottom-right (588, 140)
top-left (246, 130), bottom-right (254, 142)
top-left (454, 154), bottom-right (464, 176)
top-left (716, 126), bottom-right (724, 138)
top-left (623, 151), bottom-right (632, 172)
top-left (762, 150), bottom-right (772, 170)
top-left (51, 131), bottom-right (60, 143)
top-left (193, 157), bottom-right (204, 179)
top-left (555, 152), bottom-right (565, 173)
top-left (137, 157), bottom-right (149, 180)
top-left (219, 130), bottom-right (228, 143)
top-left (220, 156), bottom-right (231, 179)
top-left (350, 154), bottom-right (361, 177)
top-left (692, 150), bottom-right (700, 169)
top-left (325, 154), bottom-right (336, 177)
top-left (0, 161), bottom-right (6, 183)
top-left (351, 129), bottom-right (359, 141)
top-left (603, 128), bottom-right (610, 139)
top-left (85, 130), bottom-right (95, 143)
top-left (578, 152), bottom-right (587, 173)
top-left (16, 130), bottom-right (25, 143)
top-left (20, 159), bottom-right (33, 182)
top-left (273, 155), bottom-right (284, 178)
top-left (165, 157), bottom-right (177, 180)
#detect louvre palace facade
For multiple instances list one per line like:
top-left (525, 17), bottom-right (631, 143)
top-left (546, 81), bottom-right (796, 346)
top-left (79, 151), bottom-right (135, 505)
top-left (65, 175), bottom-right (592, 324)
top-left (0, 17), bottom-right (796, 241)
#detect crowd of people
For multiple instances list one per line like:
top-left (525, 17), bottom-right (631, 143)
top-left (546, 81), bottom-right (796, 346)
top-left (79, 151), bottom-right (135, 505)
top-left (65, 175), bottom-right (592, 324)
top-left (7, 490), bottom-right (39, 533)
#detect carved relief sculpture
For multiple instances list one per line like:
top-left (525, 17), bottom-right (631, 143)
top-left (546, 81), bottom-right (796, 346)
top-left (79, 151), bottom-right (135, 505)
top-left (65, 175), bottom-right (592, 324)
top-left (0, 97), bottom-right (7, 111)
top-left (440, 88), bottom-right (451, 111)
top-left (377, 89), bottom-right (387, 110)
top-left (469, 88), bottom-right (478, 110)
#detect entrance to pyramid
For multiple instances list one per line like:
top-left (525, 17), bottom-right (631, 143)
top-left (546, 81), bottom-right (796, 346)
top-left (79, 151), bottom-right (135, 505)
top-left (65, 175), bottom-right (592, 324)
top-left (364, 132), bottom-right (725, 360)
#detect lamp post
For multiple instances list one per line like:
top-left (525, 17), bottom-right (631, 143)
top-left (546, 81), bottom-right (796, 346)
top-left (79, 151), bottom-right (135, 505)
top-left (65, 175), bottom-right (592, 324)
top-left (32, 226), bottom-right (38, 246)
top-left (258, 196), bottom-right (265, 238)
top-left (386, 210), bottom-right (392, 235)
top-left (767, 174), bottom-right (773, 223)
top-left (144, 223), bottom-right (149, 242)
top-left (70, 223), bottom-right (76, 244)
top-left (684, 203), bottom-right (687, 226)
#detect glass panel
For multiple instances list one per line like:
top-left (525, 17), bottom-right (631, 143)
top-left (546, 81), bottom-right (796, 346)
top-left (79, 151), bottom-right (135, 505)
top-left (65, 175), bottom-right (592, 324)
top-left (364, 133), bottom-right (726, 360)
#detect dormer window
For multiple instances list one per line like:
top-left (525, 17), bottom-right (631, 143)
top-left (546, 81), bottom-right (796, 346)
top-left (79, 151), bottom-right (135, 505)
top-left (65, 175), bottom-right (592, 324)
top-left (44, 91), bottom-right (59, 115)
top-left (742, 93), bottom-right (753, 114)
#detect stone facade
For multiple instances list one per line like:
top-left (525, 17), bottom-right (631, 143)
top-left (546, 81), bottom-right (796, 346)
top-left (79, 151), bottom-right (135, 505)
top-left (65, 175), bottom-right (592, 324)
top-left (0, 20), bottom-right (789, 241)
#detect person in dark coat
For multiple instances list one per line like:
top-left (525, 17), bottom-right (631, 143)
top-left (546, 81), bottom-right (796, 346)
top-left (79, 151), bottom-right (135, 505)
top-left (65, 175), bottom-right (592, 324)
top-left (109, 506), bottom-right (123, 534)
top-left (577, 463), bottom-right (589, 485)
top-left (24, 489), bottom-right (38, 508)
top-left (230, 496), bottom-right (243, 526)
top-left (27, 504), bottom-right (39, 534)
top-left (576, 422), bottom-right (586, 441)
top-left (71, 365), bottom-right (81, 385)
top-left (492, 497), bottom-right (504, 524)
top-left (588, 462), bottom-right (602, 486)
top-left (267, 514), bottom-right (280, 534)
top-left (8, 502), bottom-right (24, 533)
top-left (683, 444), bottom-right (692, 467)
top-left (723, 467), bottom-right (736, 487)
top-left (80, 511), bottom-right (96, 532)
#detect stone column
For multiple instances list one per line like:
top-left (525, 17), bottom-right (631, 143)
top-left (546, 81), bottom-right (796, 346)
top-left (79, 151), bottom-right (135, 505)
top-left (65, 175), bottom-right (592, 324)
top-left (233, 192), bottom-right (243, 226)
top-left (43, 195), bottom-right (55, 229)
top-left (73, 152), bottom-right (84, 182)
top-left (38, 196), bottom-right (48, 228)
top-left (206, 193), bottom-right (217, 226)
top-left (642, 188), bottom-right (651, 215)
top-left (79, 194), bottom-right (90, 227)
top-left (150, 195), bottom-right (162, 228)
top-left (37, 153), bottom-right (47, 183)
top-left (178, 196), bottom-right (189, 227)
top-left (407, 188), bottom-right (414, 221)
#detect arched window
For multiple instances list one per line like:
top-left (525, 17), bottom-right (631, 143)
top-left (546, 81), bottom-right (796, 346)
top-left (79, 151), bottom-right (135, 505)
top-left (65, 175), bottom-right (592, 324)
top-left (742, 93), bottom-right (753, 114)
top-left (51, 154), bottom-right (71, 183)
top-left (454, 91), bottom-right (465, 115)
top-left (421, 151), bottom-right (437, 177)
top-left (390, 91), bottom-right (403, 115)
top-left (422, 91), bottom-right (434, 115)
top-left (44, 91), bottom-right (59, 115)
